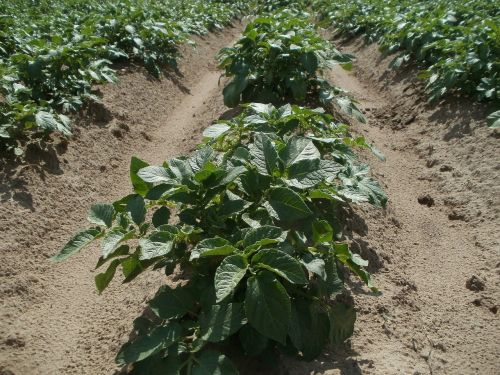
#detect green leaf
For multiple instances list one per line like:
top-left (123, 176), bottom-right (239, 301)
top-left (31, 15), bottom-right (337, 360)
top-left (218, 165), bottom-right (247, 186)
top-left (35, 111), bottom-right (71, 135)
top-left (51, 228), bottom-right (101, 262)
top-left (190, 237), bottom-right (237, 260)
top-left (138, 166), bottom-right (174, 184)
top-left (243, 225), bottom-right (285, 249)
top-left (125, 24), bottom-right (135, 34)
top-left (300, 51), bottom-right (318, 74)
top-left (218, 190), bottom-right (250, 217)
top-left (189, 146), bottom-right (214, 172)
top-left (249, 132), bottom-right (279, 175)
top-left (281, 137), bottom-right (320, 167)
top-left (88, 203), bottom-right (114, 227)
top-left (127, 194), bottom-right (146, 225)
top-left (301, 254), bottom-right (327, 280)
top-left (223, 75), bottom-right (248, 108)
top-left (130, 157), bottom-right (151, 196)
top-left (149, 285), bottom-right (196, 319)
top-left (95, 245), bottom-right (129, 269)
top-left (194, 162), bottom-right (219, 183)
top-left (121, 254), bottom-right (151, 282)
top-left (266, 187), bottom-right (312, 221)
top-left (192, 350), bottom-right (238, 375)
top-left (95, 259), bottom-right (120, 293)
top-left (287, 161), bottom-right (322, 189)
top-left (318, 255), bottom-right (344, 295)
top-left (253, 249), bottom-right (308, 284)
top-left (116, 322), bottom-right (182, 365)
top-left (101, 228), bottom-right (135, 259)
top-left (245, 272), bottom-right (291, 344)
top-left (328, 303), bottom-right (356, 345)
top-left (340, 166), bottom-right (387, 207)
top-left (487, 110), bottom-right (500, 128)
top-left (152, 206), bottom-right (170, 228)
top-left (336, 243), bottom-right (375, 291)
top-left (288, 77), bottom-right (307, 101)
top-left (238, 325), bottom-right (268, 356)
top-left (335, 96), bottom-right (366, 123)
top-left (139, 231), bottom-right (174, 260)
top-left (309, 188), bottom-right (344, 203)
top-left (289, 299), bottom-right (329, 360)
top-left (169, 158), bottom-right (194, 182)
top-left (203, 123), bottom-right (231, 139)
top-left (287, 159), bottom-right (341, 189)
top-left (129, 354), bottom-right (181, 375)
top-left (312, 220), bottom-right (333, 244)
top-left (247, 103), bottom-right (274, 115)
top-left (240, 168), bottom-right (271, 196)
top-left (199, 302), bottom-right (247, 342)
top-left (214, 254), bottom-right (248, 302)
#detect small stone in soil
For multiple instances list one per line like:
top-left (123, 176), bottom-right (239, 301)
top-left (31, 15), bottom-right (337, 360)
top-left (404, 114), bottom-right (416, 125)
top-left (448, 210), bottom-right (466, 221)
top-left (110, 127), bottom-right (123, 138)
top-left (439, 165), bottom-right (453, 172)
top-left (140, 131), bottom-right (152, 141)
top-left (466, 275), bottom-right (485, 292)
top-left (417, 194), bottom-right (434, 207)
top-left (426, 159), bottom-right (438, 168)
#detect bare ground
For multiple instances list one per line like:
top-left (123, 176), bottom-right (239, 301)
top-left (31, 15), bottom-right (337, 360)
top-left (1, 27), bottom-right (499, 375)
top-left (284, 39), bottom-right (499, 375)
top-left (0, 25), bottom-right (242, 375)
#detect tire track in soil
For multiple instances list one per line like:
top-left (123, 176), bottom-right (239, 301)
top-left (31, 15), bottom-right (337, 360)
top-left (0, 25), bottom-right (242, 375)
top-left (283, 44), bottom-right (499, 374)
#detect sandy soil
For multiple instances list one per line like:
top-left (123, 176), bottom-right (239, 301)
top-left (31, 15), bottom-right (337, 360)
top-left (1, 26), bottom-right (499, 375)
top-left (284, 39), bottom-right (499, 374)
top-left (0, 25), bottom-right (242, 375)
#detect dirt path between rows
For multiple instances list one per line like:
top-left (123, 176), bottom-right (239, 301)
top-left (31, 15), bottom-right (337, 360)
top-left (0, 25), bottom-right (242, 375)
top-left (1, 24), bottom-right (498, 375)
top-left (285, 40), bottom-right (499, 375)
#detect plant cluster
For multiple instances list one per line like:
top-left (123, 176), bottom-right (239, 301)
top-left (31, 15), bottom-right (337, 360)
top-left (0, 0), bottom-right (249, 151)
top-left (258, 0), bottom-right (306, 12)
top-left (53, 103), bottom-right (385, 374)
top-left (313, 0), bottom-right (500, 109)
top-left (217, 8), bottom-right (366, 123)
top-left (53, 1), bottom-right (387, 373)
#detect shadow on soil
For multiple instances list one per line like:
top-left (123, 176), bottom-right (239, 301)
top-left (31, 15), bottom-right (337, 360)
top-left (0, 139), bottom-right (69, 210)
top-left (281, 347), bottom-right (368, 375)
top-left (341, 205), bottom-right (385, 274)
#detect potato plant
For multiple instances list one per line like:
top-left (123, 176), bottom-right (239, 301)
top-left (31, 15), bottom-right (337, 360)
top-left (313, 0), bottom-right (500, 108)
top-left (217, 8), bottom-right (366, 123)
top-left (53, 103), bottom-right (385, 374)
top-left (0, 0), bottom-right (249, 151)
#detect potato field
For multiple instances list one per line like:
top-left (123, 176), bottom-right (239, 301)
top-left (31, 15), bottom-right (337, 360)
top-left (0, 1), bottom-right (498, 374)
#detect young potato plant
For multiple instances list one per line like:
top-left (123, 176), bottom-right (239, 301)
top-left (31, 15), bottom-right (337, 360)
top-left (53, 103), bottom-right (385, 374)
top-left (217, 9), bottom-right (366, 123)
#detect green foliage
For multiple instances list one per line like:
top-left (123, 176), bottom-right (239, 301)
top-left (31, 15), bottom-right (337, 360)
top-left (51, 2), bottom-right (387, 372)
top-left (53, 102), bottom-right (384, 373)
top-left (0, 0), bottom-right (249, 149)
top-left (217, 8), bottom-right (366, 122)
top-left (313, 0), bottom-right (500, 109)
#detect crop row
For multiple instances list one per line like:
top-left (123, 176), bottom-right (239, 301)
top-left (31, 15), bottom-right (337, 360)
top-left (0, 0), bottom-right (249, 153)
top-left (313, 0), bottom-right (500, 121)
top-left (53, 2), bottom-right (385, 374)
